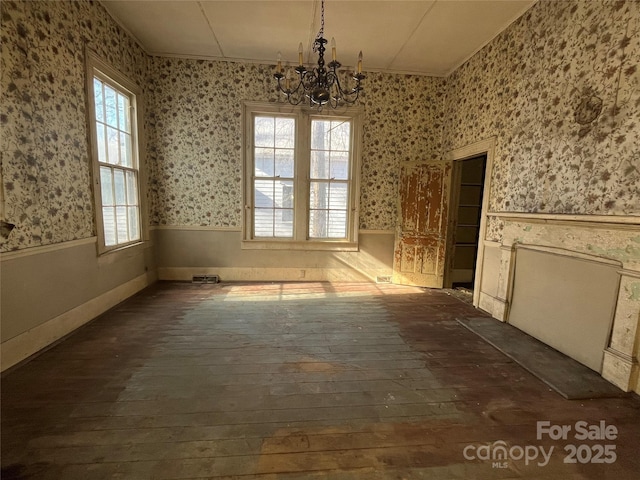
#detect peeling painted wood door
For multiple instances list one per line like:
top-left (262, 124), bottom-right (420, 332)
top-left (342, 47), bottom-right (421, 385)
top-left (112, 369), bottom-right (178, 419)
top-left (392, 162), bottom-right (451, 287)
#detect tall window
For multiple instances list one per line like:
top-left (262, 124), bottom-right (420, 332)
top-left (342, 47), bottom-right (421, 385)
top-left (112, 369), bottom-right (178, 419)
top-left (243, 103), bottom-right (362, 250)
top-left (253, 116), bottom-right (295, 237)
top-left (309, 119), bottom-right (351, 239)
top-left (86, 52), bottom-right (142, 252)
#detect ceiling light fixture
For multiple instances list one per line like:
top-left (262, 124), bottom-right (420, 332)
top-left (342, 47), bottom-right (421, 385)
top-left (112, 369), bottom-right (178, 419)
top-left (273, 0), bottom-right (364, 109)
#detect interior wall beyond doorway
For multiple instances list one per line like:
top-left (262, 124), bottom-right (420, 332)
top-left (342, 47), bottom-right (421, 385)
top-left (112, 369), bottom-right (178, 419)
top-left (445, 138), bottom-right (496, 307)
top-left (446, 155), bottom-right (486, 290)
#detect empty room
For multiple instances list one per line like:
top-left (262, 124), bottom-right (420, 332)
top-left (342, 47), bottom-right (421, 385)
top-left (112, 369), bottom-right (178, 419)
top-left (1, 0), bottom-right (640, 478)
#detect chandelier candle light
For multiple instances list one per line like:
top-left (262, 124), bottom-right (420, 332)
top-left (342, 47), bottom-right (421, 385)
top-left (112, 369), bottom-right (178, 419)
top-left (274, 0), bottom-right (364, 109)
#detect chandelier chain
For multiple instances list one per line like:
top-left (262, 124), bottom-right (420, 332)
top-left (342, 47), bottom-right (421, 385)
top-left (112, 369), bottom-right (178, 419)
top-left (314, 0), bottom-right (325, 54)
top-left (273, 0), bottom-right (364, 109)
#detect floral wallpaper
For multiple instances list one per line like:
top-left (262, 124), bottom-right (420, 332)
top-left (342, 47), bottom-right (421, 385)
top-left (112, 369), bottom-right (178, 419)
top-left (360, 73), bottom-right (444, 230)
top-left (147, 61), bottom-right (443, 231)
top-left (146, 59), bottom-right (277, 229)
top-left (1, 0), bottom-right (148, 252)
top-left (444, 0), bottom-right (640, 242)
top-left (3, 0), bottom-right (638, 252)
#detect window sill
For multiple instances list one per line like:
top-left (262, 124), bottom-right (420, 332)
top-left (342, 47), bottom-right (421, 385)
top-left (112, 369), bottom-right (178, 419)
top-left (97, 240), bottom-right (149, 264)
top-left (241, 240), bottom-right (359, 252)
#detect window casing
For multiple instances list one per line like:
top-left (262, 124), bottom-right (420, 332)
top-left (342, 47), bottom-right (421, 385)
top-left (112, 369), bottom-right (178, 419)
top-left (86, 51), bottom-right (144, 253)
top-left (243, 102), bottom-right (362, 250)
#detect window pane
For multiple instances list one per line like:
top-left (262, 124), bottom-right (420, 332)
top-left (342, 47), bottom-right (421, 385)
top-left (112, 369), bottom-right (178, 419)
top-left (117, 93), bottom-right (130, 133)
top-left (309, 209), bottom-right (347, 239)
top-left (278, 180), bottom-right (293, 209)
top-left (327, 210), bottom-right (347, 238)
top-left (274, 210), bottom-right (293, 237)
top-left (275, 149), bottom-right (294, 178)
top-left (309, 181), bottom-right (329, 210)
top-left (107, 127), bottom-right (119, 165)
top-left (255, 147), bottom-right (274, 177)
top-left (254, 180), bottom-right (274, 208)
top-left (120, 132), bottom-right (132, 168)
top-left (309, 209), bottom-right (327, 238)
top-left (93, 78), bottom-right (104, 123)
top-left (128, 206), bottom-right (139, 240)
top-left (96, 123), bottom-right (107, 163)
top-left (330, 151), bottom-right (349, 180)
top-left (93, 72), bottom-right (140, 250)
top-left (311, 120), bottom-right (331, 150)
top-left (116, 206), bottom-right (128, 243)
top-left (103, 207), bottom-right (116, 246)
top-left (100, 167), bottom-right (113, 206)
top-left (104, 85), bottom-right (118, 128)
top-left (310, 151), bottom-right (329, 179)
top-left (274, 117), bottom-right (295, 148)
top-left (330, 121), bottom-right (350, 151)
top-left (126, 171), bottom-right (138, 206)
top-left (329, 183), bottom-right (348, 210)
top-left (282, 184), bottom-right (294, 223)
top-left (114, 169), bottom-right (126, 205)
top-left (254, 209), bottom-right (274, 237)
top-left (254, 116), bottom-right (274, 147)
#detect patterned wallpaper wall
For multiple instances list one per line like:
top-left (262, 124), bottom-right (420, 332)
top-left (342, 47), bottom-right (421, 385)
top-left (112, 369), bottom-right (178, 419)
top-left (444, 0), bottom-right (640, 234)
top-left (1, 0), bottom-right (148, 252)
top-left (147, 61), bottom-right (444, 231)
top-left (360, 73), bottom-right (445, 230)
top-left (3, 0), bottom-right (637, 252)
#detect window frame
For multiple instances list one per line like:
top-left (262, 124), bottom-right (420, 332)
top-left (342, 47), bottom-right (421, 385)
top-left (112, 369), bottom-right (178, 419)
top-left (85, 50), bottom-right (146, 255)
top-left (242, 102), bottom-right (362, 251)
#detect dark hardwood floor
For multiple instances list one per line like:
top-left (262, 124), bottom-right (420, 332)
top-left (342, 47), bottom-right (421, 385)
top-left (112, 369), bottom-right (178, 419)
top-left (2, 282), bottom-right (639, 479)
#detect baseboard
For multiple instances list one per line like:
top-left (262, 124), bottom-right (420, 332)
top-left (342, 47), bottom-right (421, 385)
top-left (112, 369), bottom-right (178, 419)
top-left (157, 267), bottom-right (372, 283)
top-left (477, 291), bottom-right (508, 320)
top-left (1, 273), bottom-right (152, 372)
top-left (601, 348), bottom-right (638, 393)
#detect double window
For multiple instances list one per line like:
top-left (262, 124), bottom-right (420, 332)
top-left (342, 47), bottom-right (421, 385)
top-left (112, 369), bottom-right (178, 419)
top-left (243, 103), bottom-right (362, 250)
top-left (86, 52), bottom-right (143, 253)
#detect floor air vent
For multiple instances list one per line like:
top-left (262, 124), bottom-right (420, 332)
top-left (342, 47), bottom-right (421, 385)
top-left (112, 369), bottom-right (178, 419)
top-left (192, 274), bottom-right (220, 284)
top-left (376, 276), bottom-right (392, 284)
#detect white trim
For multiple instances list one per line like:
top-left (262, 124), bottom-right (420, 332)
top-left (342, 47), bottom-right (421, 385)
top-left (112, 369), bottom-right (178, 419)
top-left (512, 243), bottom-right (624, 268)
top-left (446, 136), bottom-right (497, 308)
top-left (241, 240), bottom-right (358, 252)
top-left (602, 348), bottom-right (638, 392)
top-left (149, 225), bottom-right (241, 232)
top-left (483, 240), bottom-right (501, 248)
top-left (158, 267), bottom-right (371, 283)
top-left (0, 237), bottom-right (97, 262)
top-left (145, 52), bottom-right (449, 78)
top-left (0, 157), bottom-right (5, 220)
top-left (619, 269), bottom-right (640, 280)
top-left (441, 0), bottom-right (538, 77)
top-left (99, 1), bottom-right (150, 55)
top-left (489, 211), bottom-right (640, 227)
top-left (242, 102), bottom-right (363, 247)
top-left (359, 229), bottom-right (394, 235)
top-left (85, 48), bottom-right (148, 255)
top-left (477, 292), bottom-right (509, 321)
top-left (147, 226), bottom-right (392, 235)
top-left (1, 273), bottom-right (151, 372)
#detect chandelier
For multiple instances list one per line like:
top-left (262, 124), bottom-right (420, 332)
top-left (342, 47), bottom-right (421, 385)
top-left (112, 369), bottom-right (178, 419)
top-left (273, 0), bottom-right (365, 109)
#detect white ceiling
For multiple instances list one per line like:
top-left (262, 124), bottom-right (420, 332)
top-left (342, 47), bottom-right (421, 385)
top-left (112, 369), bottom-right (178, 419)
top-left (101, 0), bottom-right (537, 77)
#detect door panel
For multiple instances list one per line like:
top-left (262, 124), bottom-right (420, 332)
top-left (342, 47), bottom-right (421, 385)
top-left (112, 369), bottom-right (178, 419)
top-left (392, 162), bottom-right (451, 287)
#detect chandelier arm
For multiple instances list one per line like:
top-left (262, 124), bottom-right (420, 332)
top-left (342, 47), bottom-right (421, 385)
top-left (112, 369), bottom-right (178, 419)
top-left (330, 72), bottom-right (362, 104)
top-left (272, 0), bottom-right (363, 109)
top-left (301, 69), bottom-right (321, 91)
top-left (274, 75), bottom-right (306, 105)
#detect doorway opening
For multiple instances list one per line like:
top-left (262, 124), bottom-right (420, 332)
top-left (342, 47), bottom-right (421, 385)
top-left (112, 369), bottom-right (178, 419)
top-left (446, 154), bottom-right (487, 292)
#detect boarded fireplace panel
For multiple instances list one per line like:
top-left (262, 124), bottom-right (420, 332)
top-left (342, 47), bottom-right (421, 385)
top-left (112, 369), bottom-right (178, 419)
top-left (508, 247), bottom-right (619, 372)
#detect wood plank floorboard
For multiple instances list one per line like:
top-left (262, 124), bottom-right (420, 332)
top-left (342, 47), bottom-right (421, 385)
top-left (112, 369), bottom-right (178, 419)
top-left (2, 281), bottom-right (640, 479)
